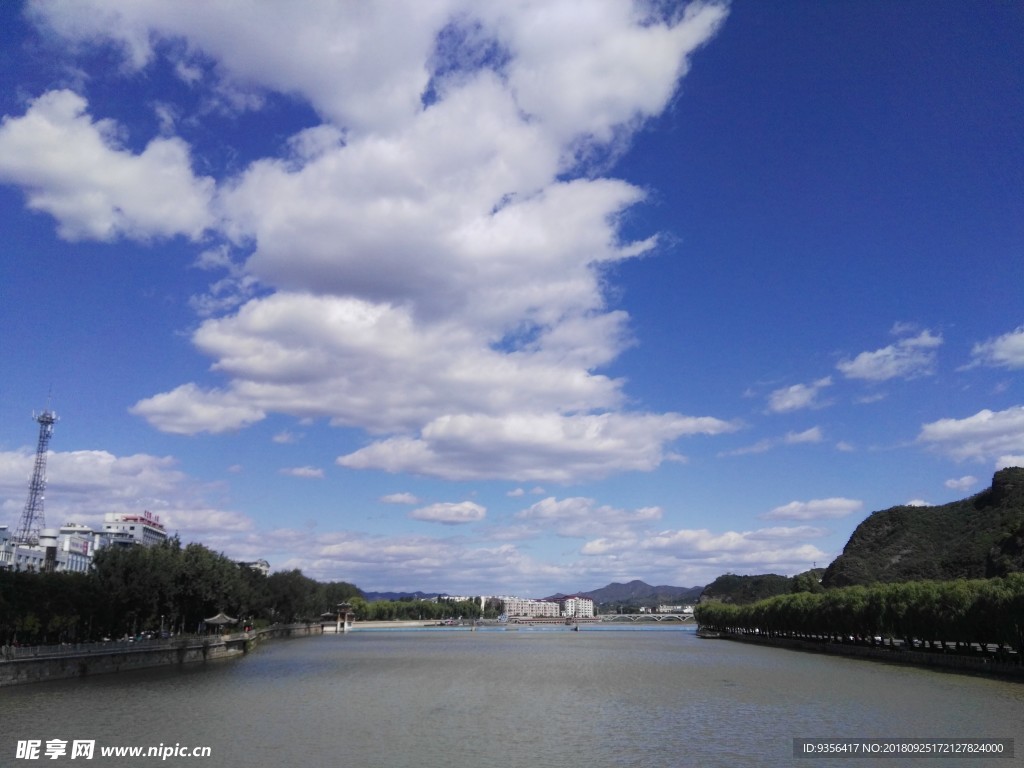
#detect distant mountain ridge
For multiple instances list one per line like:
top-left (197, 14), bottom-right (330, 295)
top-left (570, 579), bottom-right (703, 605)
top-left (823, 467), bottom-right (1024, 588)
top-left (364, 581), bottom-right (704, 606)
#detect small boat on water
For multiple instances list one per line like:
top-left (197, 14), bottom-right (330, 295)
top-left (696, 628), bottom-right (722, 639)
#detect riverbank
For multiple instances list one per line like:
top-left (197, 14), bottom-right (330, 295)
top-left (0, 623), bottom-right (322, 687)
top-left (712, 631), bottom-right (1024, 682)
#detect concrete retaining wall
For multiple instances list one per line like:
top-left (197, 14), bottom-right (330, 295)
top-left (0, 623), bottom-right (323, 687)
top-left (716, 632), bottom-right (1024, 681)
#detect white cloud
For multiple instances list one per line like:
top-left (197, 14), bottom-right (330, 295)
top-left (0, 90), bottom-right (214, 241)
top-left (409, 501), bottom-right (486, 525)
top-left (130, 383), bottom-right (266, 434)
top-left (291, 530), bottom-right (567, 595)
top-left (380, 492), bottom-right (420, 505)
top-left (516, 496), bottom-right (661, 538)
top-left (905, 499), bottom-right (930, 507)
top-left (784, 427), bottom-right (823, 444)
top-left (582, 526), bottom-right (829, 576)
top-left (338, 411), bottom-right (738, 482)
top-left (968, 325), bottom-right (1024, 370)
top-left (279, 466), bottom-right (324, 479)
top-left (996, 455), bottom-right (1024, 470)
top-left (18, 3), bottom-right (734, 485)
top-left (720, 426), bottom-right (823, 457)
top-left (761, 497), bottom-right (863, 521)
top-left (0, 448), bottom-right (252, 546)
top-left (918, 405), bottom-right (1024, 462)
top-left (837, 329), bottom-right (943, 381)
top-left (944, 475), bottom-right (977, 492)
top-left (767, 377), bottom-right (831, 413)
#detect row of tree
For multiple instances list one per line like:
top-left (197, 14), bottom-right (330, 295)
top-left (346, 596), bottom-right (503, 622)
top-left (0, 537), bottom-right (360, 645)
top-left (694, 574), bottom-right (1024, 655)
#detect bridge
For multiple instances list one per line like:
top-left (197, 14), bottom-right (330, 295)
top-left (601, 614), bottom-right (695, 623)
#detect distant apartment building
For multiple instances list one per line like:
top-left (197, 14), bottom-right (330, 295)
top-left (503, 595), bottom-right (595, 619)
top-left (103, 511), bottom-right (168, 548)
top-left (561, 595), bottom-right (595, 618)
top-left (1, 510), bottom-right (168, 573)
top-left (503, 596), bottom-right (561, 618)
top-left (656, 604), bottom-right (694, 615)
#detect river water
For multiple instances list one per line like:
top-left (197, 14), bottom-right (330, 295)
top-left (1, 626), bottom-right (1021, 767)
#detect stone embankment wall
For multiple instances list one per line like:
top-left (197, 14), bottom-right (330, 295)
top-left (716, 632), bottom-right (1024, 681)
top-left (0, 623), bottom-right (323, 687)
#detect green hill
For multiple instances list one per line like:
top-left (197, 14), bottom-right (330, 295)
top-left (698, 569), bottom-right (825, 605)
top-left (823, 467), bottom-right (1024, 588)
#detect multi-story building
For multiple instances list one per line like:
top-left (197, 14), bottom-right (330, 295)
top-left (560, 595), bottom-right (595, 618)
top-left (502, 595), bottom-right (596, 619)
top-left (103, 511), bottom-right (168, 548)
top-left (1, 510), bottom-right (169, 572)
top-left (503, 596), bottom-right (561, 618)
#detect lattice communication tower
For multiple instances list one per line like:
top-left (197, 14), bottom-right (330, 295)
top-left (14, 409), bottom-right (58, 545)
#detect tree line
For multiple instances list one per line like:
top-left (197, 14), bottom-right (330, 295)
top-left (0, 537), bottom-right (360, 645)
top-left (346, 596), bottom-right (503, 622)
top-left (694, 574), bottom-right (1024, 656)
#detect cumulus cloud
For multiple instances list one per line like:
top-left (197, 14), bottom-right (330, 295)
top-left (0, 90), bottom-right (214, 241)
top-left (338, 411), bottom-right (737, 482)
top-left (767, 377), bottom-right (831, 413)
top-left (997, 455), bottom-right (1024, 470)
top-left (9, 2), bottom-right (732, 484)
top-left (288, 529), bottom-right (568, 594)
top-left (968, 325), bottom-right (1024, 370)
top-left (918, 405), bottom-right (1024, 462)
top-left (580, 526), bottom-right (829, 576)
top-left (409, 501), bottom-right (486, 525)
top-left (944, 475), bottom-right (977, 492)
top-left (837, 329), bottom-right (943, 381)
top-left (761, 497), bottom-right (863, 521)
top-left (516, 496), bottom-right (661, 538)
top-left (130, 383), bottom-right (266, 434)
top-left (0, 448), bottom-right (251, 544)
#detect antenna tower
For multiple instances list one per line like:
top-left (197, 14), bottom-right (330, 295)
top-left (14, 409), bottom-right (58, 546)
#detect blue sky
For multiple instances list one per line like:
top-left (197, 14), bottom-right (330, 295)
top-left (1, 1), bottom-right (1021, 597)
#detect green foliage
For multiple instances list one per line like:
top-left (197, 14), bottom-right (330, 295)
top-left (356, 596), bottom-right (484, 622)
top-left (695, 575), bottom-right (1024, 654)
top-left (0, 539), bottom-right (362, 644)
top-left (824, 468), bottom-right (1024, 588)
top-left (700, 573), bottom-right (795, 605)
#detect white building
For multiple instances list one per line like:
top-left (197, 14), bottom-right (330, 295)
top-left (503, 596), bottom-right (561, 618)
top-left (560, 595), bottom-right (595, 618)
top-left (103, 511), bottom-right (168, 548)
top-left (502, 595), bottom-right (595, 619)
top-left (0, 523), bottom-right (94, 573)
top-left (1, 511), bottom-right (170, 572)
top-left (657, 604), bottom-right (694, 615)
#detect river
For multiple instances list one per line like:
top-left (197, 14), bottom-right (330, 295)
top-left (1, 625), bottom-right (1021, 767)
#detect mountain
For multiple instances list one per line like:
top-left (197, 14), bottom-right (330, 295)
top-left (698, 571), bottom-right (824, 605)
top-left (573, 580), bottom-right (703, 606)
top-left (823, 467), bottom-right (1024, 588)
